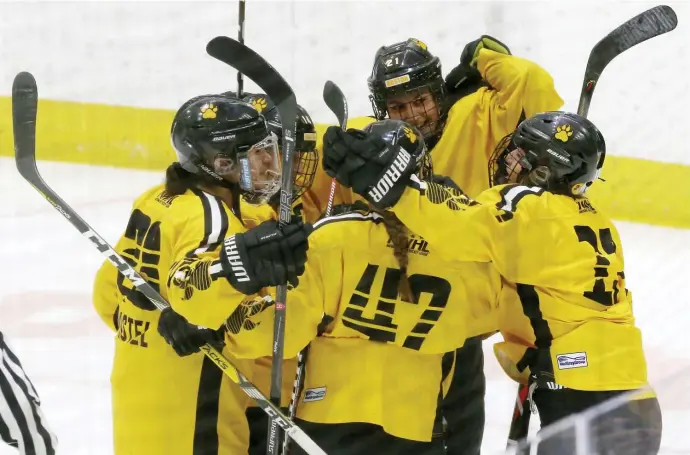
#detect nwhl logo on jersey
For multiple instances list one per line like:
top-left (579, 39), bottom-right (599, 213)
top-left (368, 147), bottom-right (412, 203)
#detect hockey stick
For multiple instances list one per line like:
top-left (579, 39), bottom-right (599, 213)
top-left (236, 0), bottom-right (246, 97)
top-left (281, 81), bottom-right (350, 455)
top-left (322, 80), bottom-right (349, 218)
top-left (11, 71), bottom-right (326, 455)
top-left (323, 80), bottom-right (349, 134)
top-left (505, 383), bottom-right (531, 453)
top-left (506, 5), bottom-right (677, 450)
top-left (206, 36), bottom-right (297, 455)
top-left (577, 4), bottom-right (677, 117)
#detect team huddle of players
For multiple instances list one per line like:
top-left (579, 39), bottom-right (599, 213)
top-left (91, 35), bottom-right (662, 455)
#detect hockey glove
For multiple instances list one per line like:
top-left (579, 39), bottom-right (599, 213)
top-left (431, 174), bottom-right (463, 192)
top-left (158, 307), bottom-right (224, 357)
top-left (220, 218), bottom-right (312, 295)
top-left (445, 35), bottom-right (511, 95)
top-left (322, 126), bottom-right (416, 210)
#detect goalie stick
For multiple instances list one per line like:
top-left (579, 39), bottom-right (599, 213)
top-left (506, 4), bottom-right (677, 451)
top-left (282, 80), bottom-right (349, 455)
top-left (11, 71), bottom-right (327, 455)
top-left (206, 35), bottom-right (298, 455)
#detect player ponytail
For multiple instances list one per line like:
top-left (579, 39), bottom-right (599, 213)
top-left (378, 210), bottom-right (413, 302)
top-left (164, 162), bottom-right (244, 222)
top-left (165, 162), bottom-right (200, 196)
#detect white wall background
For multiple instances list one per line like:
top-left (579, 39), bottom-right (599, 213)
top-left (0, 0), bottom-right (687, 164)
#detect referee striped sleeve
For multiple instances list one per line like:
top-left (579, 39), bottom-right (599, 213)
top-left (0, 335), bottom-right (56, 455)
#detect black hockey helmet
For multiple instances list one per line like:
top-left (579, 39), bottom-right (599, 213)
top-left (171, 94), bottom-right (281, 204)
top-left (489, 111), bottom-right (606, 196)
top-left (363, 119), bottom-right (433, 180)
top-left (367, 38), bottom-right (446, 144)
top-left (242, 93), bottom-right (319, 199)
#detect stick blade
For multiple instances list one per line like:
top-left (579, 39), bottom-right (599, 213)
top-left (587, 5), bottom-right (677, 76)
top-left (578, 5), bottom-right (677, 117)
top-left (322, 80), bottom-right (348, 129)
top-left (12, 72), bottom-right (38, 172)
top-left (206, 36), bottom-right (295, 107)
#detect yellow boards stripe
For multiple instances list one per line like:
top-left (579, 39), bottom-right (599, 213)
top-left (0, 96), bottom-right (176, 170)
top-left (588, 156), bottom-right (690, 230)
top-left (1, 97), bottom-right (688, 229)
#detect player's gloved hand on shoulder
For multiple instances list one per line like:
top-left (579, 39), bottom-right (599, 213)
top-left (158, 307), bottom-right (224, 357)
top-left (220, 218), bottom-right (312, 295)
top-left (322, 126), bottom-right (416, 210)
top-left (462, 35), bottom-right (511, 67)
top-left (445, 35), bottom-right (511, 95)
top-left (431, 174), bottom-right (463, 192)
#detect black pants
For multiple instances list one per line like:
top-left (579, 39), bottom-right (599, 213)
top-left (528, 387), bottom-right (662, 455)
top-left (249, 411), bottom-right (445, 455)
top-left (290, 420), bottom-right (446, 455)
top-left (0, 332), bottom-right (57, 455)
top-left (247, 405), bottom-right (285, 455)
top-left (440, 337), bottom-right (486, 455)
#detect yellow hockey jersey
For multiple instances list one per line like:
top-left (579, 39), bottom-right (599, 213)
top-left (92, 183), bottom-right (267, 455)
top-left (224, 208), bottom-right (501, 441)
top-left (432, 49), bottom-right (564, 198)
top-left (391, 182), bottom-right (650, 393)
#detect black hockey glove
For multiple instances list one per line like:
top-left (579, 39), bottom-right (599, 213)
top-left (431, 174), bottom-right (463, 192)
top-left (220, 218), bottom-right (312, 295)
top-left (157, 307), bottom-right (224, 357)
top-left (445, 35), bottom-right (511, 96)
top-left (322, 126), bottom-right (416, 210)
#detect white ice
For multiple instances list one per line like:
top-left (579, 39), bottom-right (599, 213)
top-left (0, 157), bottom-right (688, 455)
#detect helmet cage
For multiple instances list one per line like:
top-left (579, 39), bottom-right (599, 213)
top-left (292, 130), bottom-right (319, 199)
top-left (367, 40), bottom-right (447, 143)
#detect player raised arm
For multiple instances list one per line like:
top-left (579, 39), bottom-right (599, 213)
top-left (322, 111), bottom-right (605, 283)
top-left (445, 36), bottom-right (564, 134)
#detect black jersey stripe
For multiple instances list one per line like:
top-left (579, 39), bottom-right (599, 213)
top-left (312, 211), bottom-right (383, 232)
top-left (515, 284), bottom-right (554, 375)
top-left (192, 355), bottom-right (223, 455)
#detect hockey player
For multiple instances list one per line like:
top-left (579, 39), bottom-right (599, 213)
top-left (320, 112), bottom-right (662, 455)
top-left (221, 119), bottom-right (502, 455)
top-left (91, 94), bottom-right (311, 455)
top-left (0, 331), bottom-right (57, 455)
top-left (365, 36), bottom-right (564, 453)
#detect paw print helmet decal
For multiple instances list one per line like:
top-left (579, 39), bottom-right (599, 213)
top-left (200, 102), bottom-right (219, 119)
top-left (171, 94), bottom-right (282, 205)
top-left (488, 111), bottom-right (606, 196)
top-left (554, 124), bottom-right (573, 142)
